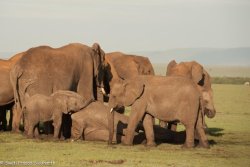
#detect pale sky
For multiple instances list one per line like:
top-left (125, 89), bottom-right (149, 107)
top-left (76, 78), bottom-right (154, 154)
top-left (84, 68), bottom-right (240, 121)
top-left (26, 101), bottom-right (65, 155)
top-left (0, 0), bottom-right (250, 54)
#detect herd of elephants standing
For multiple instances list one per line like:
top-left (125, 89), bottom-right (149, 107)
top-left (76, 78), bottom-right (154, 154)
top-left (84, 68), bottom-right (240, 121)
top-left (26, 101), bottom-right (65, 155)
top-left (0, 42), bottom-right (216, 148)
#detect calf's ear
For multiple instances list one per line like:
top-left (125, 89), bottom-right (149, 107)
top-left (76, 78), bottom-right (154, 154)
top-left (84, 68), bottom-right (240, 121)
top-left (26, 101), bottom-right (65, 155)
top-left (55, 96), bottom-right (69, 114)
top-left (123, 80), bottom-right (145, 106)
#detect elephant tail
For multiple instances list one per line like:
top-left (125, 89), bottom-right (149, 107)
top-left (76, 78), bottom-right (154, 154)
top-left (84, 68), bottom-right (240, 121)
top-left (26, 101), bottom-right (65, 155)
top-left (107, 108), bottom-right (114, 145)
top-left (13, 66), bottom-right (24, 109)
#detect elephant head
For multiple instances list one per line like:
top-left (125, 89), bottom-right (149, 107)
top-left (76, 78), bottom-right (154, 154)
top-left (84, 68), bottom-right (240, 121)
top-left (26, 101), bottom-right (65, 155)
top-left (108, 80), bottom-right (145, 109)
top-left (167, 60), bottom-right (216, 118)
top-left (53, 91), bottom-right (86, 114)
top-left (91, 43), bottom-right (106, 88)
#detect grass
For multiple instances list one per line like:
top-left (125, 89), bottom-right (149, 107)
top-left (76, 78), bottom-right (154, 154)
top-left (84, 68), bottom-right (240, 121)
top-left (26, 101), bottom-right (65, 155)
top-left (212, 77), bottom-right (250, 85)
top-left (1, 84), bottom-right (250, 167)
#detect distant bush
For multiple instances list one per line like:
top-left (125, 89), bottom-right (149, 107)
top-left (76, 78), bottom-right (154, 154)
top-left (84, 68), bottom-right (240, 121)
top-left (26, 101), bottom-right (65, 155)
top-left (212, 77), bottom-right (250, 85)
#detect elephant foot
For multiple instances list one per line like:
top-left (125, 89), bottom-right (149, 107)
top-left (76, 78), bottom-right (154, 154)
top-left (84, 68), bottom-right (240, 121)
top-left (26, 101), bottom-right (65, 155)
top-left (197, 140), bottom-right (210, 149)
top-left (182, 142), bottom-right (194, 149)
top-left (145, 141), bottom-right (156, 147)
top-left (27, 135), bottom-right (34, 139)
top-left (121, 138), bottom-right (133, 146)
top-left (11, 128), bottom-right (21, 133)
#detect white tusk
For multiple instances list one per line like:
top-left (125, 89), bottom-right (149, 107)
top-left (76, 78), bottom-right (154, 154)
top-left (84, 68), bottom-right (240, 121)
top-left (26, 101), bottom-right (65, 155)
top-left (101, 87), bottom-right (110, 97)
top-left (101, 88), bottom-right (107, 95)
top-left (110, 108), bottom-right (113, 113)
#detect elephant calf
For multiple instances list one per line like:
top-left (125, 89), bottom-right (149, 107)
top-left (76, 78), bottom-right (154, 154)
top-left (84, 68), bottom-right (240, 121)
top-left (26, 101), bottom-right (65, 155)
top-left (71, 101), bottom-right (128, 143)
top-left (23, 90), bottom-right (87, 139)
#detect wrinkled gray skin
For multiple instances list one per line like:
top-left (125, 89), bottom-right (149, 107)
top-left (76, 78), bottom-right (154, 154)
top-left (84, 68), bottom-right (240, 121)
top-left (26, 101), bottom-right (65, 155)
top-left (0, 52), bottom-right (23, 130)
top-left (109, 76), bottom-right (209, 148)
top-left (71, 101), bottom-right (185, 145)
top-left (161, 60), bottom-right (216, 130)
top-left (10, 43), bottom-right (105, 132)
top-left (24, 90), bottom-right (86, 139)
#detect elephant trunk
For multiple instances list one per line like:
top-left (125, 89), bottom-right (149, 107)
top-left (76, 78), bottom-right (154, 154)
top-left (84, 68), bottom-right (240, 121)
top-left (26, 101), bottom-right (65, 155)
top-left (107, 108), bottom-right (114, 145)
top-left (205, 108), bottom-right (216, 118)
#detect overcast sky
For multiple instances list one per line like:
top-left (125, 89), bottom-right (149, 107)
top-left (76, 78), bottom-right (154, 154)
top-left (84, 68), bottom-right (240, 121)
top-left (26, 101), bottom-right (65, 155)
top-left (0, 0), bottom-right (250, 54)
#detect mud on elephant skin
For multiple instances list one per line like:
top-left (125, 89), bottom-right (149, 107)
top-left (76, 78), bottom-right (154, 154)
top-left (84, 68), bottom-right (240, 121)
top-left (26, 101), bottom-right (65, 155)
top-left (108, 76), bottom-right (210, 148)
top-left (23, 90), bottom-right (88, 139)
top-left (10, 43), bottom-right (106, 132)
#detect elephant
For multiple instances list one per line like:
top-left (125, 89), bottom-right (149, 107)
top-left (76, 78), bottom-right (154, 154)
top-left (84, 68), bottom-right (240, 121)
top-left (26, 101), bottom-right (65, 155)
top-left (0, 52), bottom-right (23, 131)
top-left (160, 60), bottom-right (216, 131)
top-left (108, 76), bottom-right (210, 148)
top-left (98, 52), bottom-right (155, 113)
top-left (10, 43), bottom-right (106, 132)
top-left (23, 90), bottom-right (87, 139)
top-left (71, 101), bottom-right (127, 143)
top-left (71, 101), bottom-right (185, 145)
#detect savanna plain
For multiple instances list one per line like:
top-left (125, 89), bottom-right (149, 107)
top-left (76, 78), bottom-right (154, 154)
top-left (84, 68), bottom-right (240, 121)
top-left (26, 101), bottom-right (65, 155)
top-left (1, 69), bottom-right (250, 167)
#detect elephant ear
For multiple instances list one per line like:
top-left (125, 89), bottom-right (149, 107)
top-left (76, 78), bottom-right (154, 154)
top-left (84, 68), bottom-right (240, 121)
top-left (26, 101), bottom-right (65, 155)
top-left (113, 57), bottom-right (138, 79)
top-left (166, 60), bottom-right (177, 75)
top-left (123, 80), bottom-right (145, 106)
top-left (92, 43), bottom-right (105, 84)
top-left (54, 95), bottom-right (69, 114)
top-left (191, 62), bottom-right (204, 84)
top-left (92, 43), bottom-right (101, 55)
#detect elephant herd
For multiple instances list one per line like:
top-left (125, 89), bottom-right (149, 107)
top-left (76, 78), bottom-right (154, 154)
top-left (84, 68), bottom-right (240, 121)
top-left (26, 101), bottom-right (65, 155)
top-left (0, 42), bottom-right (216, 149)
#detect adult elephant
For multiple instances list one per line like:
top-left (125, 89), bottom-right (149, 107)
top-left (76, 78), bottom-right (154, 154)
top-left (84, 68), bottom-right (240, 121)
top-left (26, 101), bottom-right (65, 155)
top-left (71, 101), bottom-right (185, 144)
top-left (160, 60), bottom-right (216, 130)
top-left (10, 43), bottom-right (106, 132)
top-left (0, 52), bottom-right (23, 131)
top-left (98, 52), bottom-right (155, 106)
top-left (108, 76), bottom-right (210, 148)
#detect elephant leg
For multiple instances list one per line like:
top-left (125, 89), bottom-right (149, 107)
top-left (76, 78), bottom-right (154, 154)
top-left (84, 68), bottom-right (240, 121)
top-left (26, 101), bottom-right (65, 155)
top-left (12, 104), bottom-right (22, 132)
top-left (182, 125), bottom-right (195, 148)
top-left (27, 122), bottom-right (36, 138)
top-left (53, 115), bottom-right (62, 139)
top-left (71, 121), bottom-right (84, 141)
top-left (159, 120), bottom-right (167, 128)
top-left (123, 102), bottom-right (146, 146)
top-left (196, 113), bottom-right (209, 148)
top-left (0, 108), bottom-right (7, 131)
top-left (143, 114), bottom-right (156, 147)
top-left (167, 122), bottom-right (177, 131)
top-left (8, 108), bottom-right (13, 131)
top-left (196, 127), bottom-right (209, 148)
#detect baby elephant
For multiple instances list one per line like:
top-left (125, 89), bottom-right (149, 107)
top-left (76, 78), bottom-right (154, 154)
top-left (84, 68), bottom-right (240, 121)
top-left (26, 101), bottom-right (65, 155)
top-left (23, 90), bottom-right (87, 139)
top-left (71, 101), bottom-right (128, 143)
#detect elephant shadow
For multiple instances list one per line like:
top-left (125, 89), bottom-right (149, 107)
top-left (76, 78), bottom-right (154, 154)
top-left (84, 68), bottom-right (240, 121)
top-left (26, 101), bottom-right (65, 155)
top-left (114, 122), bottom-right (220, 146)
top-left (206, 127), bottom-right (224, 137)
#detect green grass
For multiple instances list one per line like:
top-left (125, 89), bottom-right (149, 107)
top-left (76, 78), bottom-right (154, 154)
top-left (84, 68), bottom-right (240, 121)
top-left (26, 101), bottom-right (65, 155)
top-left (212, 77), bottom-right (250, 85)
top-left (1, 84), bottom-right (250, 167)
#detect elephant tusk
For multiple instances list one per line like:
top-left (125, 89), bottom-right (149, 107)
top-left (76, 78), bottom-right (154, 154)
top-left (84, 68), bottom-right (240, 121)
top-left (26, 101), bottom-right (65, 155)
top-left (110, 108), bottom-right (113, 113)
top-left (101, 87), bottom-right (110, 97)
top-left (101, 87), bottom-right (107, 95)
